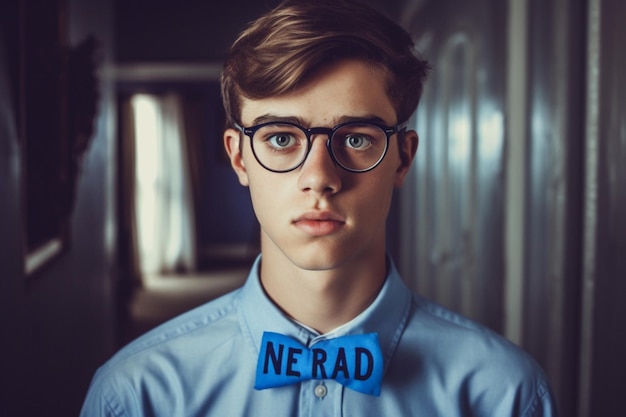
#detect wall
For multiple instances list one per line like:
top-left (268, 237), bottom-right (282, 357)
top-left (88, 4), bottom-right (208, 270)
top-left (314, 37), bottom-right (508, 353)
top-left (397, 0), bottom-right (626, 416)
top-left (398, 0), bottom-right (508, 334)
top-left (0, 0), bottom-right (116, 415)
top-left (194, 82), bottom-right (260, 261)
top-left (521, 1), bottom-right (586, 415)
top-left (578, 0), bottom-right (626, 415)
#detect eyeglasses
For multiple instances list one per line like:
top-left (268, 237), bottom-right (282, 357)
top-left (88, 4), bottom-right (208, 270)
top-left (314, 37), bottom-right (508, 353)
top-left (235, 120), bottom-right (407, 173)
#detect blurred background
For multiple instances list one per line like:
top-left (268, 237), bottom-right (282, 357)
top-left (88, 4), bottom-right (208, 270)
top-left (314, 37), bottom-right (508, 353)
top-left (0, 0), bottom-right (624, 416)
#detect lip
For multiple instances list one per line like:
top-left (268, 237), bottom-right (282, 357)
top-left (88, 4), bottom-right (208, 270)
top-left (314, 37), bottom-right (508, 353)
top-left (293, 211), bottom-right (346, 236)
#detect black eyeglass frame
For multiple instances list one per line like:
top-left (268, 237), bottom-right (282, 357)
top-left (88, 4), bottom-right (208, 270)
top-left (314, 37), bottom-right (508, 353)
top-left (234, 120), bottom-right (408, 173)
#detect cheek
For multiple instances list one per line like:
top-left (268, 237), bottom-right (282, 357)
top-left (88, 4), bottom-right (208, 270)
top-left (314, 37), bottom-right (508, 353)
top-left (248, 179), bottom-right (273, 213)
top-left (352, 176), bottom-right (395, 219)
top-left (246, 173), bottom-right (289, 222)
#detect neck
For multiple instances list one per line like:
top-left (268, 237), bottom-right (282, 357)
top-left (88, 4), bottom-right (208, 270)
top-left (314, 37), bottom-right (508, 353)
top-left (259, 239), bottom-right (387, 334)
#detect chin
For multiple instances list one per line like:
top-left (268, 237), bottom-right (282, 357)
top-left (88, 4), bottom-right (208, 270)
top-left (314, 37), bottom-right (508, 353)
top-left (289, 255), bottom-right (341, 271)
top-left (284, 244), bottom-right (360, 272)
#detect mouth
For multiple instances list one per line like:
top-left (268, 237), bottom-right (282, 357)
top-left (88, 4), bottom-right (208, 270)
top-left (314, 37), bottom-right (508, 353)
top-left (293, 211), bottom-right (346, 236)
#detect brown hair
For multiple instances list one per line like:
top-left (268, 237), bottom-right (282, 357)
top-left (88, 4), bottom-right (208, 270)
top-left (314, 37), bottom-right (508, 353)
top-left (220, 0), bottom-right (430, 126)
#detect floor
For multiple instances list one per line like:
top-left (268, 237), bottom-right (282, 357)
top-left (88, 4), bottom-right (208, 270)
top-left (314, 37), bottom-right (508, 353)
top-left (121, 266), bottom-right (250, 344)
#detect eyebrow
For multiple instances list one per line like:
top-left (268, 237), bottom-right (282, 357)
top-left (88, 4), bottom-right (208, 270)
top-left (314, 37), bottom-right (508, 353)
top-left (249, 113), bottom-right (393, 127)
top-left (251, 114), bottom-right (304, 126)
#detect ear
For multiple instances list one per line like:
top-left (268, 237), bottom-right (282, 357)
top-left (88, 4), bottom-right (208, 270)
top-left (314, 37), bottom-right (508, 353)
top-left (224, 128), bottom-right (250, 186)
top-left (394, 129), bottom-right (419, 187)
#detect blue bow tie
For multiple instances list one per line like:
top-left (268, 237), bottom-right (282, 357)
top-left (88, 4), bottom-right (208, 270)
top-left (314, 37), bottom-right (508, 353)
top-left (254, 331), bottom-right (384, 396)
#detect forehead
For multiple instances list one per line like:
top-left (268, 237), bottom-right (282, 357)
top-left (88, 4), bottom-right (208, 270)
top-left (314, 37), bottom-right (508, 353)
top-left (240, 59), bottom-right (397, 127)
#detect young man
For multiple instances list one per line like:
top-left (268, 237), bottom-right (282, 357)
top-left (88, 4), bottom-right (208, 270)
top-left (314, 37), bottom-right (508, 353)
top-left (81, 0), bottom-right (558, 415)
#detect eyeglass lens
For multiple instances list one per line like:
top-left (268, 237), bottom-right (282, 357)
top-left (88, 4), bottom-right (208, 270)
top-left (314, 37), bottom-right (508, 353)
top-left (250, 123), bottom-right (388, 172)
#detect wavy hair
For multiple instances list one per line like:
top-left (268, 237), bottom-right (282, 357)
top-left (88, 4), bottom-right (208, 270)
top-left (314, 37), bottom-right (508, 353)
top-left (221, 0), bottom-right (430, 126)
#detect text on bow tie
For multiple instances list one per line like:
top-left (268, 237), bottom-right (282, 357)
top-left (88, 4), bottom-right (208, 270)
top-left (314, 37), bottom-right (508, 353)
top-left (263, 340), bottom-right (375, 380)
top-left (254, 332), bottom-right (384, 395)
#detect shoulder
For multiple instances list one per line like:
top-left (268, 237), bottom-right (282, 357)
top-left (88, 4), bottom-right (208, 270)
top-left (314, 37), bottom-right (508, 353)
top-left (406, 293), bottom-right (539, 372)
top-left (399, 294), bottom-right (556, 416)
top-left (93, 288), bottom-right (246, 385)
top-left (407, 293), bottom-right (528, 360)
top-left (81, 288), bottom-right (252, 416)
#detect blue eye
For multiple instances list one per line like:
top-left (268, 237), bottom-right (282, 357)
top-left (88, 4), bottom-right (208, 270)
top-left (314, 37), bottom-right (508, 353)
top-left (344, 134), bottom-right (373, 150)
top-left (267, 134), bottom-right (298, 149)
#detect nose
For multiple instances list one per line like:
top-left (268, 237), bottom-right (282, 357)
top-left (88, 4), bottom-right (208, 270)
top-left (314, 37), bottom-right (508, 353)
top-left (297, 136), bottom-right (342, 195)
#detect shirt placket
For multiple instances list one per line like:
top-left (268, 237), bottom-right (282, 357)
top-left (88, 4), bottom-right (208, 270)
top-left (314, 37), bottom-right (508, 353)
top-left (295, 333), bottom-right (343, 417)
top-left (299, 379), bottom-right (343, 417)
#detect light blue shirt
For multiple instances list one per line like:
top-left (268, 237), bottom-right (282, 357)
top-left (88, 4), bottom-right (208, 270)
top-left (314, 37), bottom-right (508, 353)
top-left (80, 256), bottom-right (557, 416)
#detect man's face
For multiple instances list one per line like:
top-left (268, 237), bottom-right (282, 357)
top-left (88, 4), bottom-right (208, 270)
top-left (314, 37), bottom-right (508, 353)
top-left (224, 59), bottom-right (417, 272)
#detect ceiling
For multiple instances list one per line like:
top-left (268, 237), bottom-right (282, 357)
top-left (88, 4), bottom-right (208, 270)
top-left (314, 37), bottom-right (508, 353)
top-left (114, 0), bottom-right (415, 63)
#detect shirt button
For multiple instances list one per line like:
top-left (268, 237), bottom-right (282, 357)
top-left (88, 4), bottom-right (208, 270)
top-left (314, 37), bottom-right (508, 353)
top-left (314, 383), bottom-right (328, 398)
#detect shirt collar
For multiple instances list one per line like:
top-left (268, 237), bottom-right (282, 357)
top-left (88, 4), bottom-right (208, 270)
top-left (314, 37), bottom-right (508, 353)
top-left (238, 255), bottom-right (412, 366)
